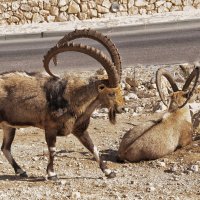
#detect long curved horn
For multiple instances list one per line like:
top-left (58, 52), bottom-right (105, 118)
top-left (43, 43), bottom-right (119, 87)
top-left (179, 66), bottom-right (200, 108)
top-left (56, 29), bottom-right (122, 79)
top-left (156, 68), bottom-right (179, 106)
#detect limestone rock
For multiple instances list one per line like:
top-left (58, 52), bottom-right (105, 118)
top-left (102, 0), bottom-right (111, 9)
top-left (12, 2), bottom-right (20, 11)
top-left (135, 0), bottom-right (148, 7)
top-left (156, 0), bottom-right (166, 7)
top-left (97, 5), bottom-right (109, 13)
top-left (57, 12), bottom-right (68, 21)
top-left (32, 13), bottom-right (44, 23)
top-left (58, 0), bottom-right (67, 7)
top-left (40, 10), bottom-right (50, 16)
top-left (50, 0), bottom-right (58, 6)
top-left (60, 5), bottom-right (68, 12)
top-left (171, 0), bottom-right (182, 6)
top-left (88, 1), bottom-right (96, 9)
top-left (24, 12), bottom-right (33, 19)
top-left (50, 6), bottom-right (59, 16)
top-left (68, 1), bottom-right (80, 14)
top-left (32, 6), bottom-right (40, 13)
top-left (28, 0), bottom-right (39, 7)
top-left (8, 16), bottom-right (20, 23)
top-left (88, 9), bottom-right (98, 18)
top-left (80, 3), bottom-right (88, 13)
top-left (129, 6), bottom-right (139, 15)
top-left (43, 2), bottom-right (51, 10)
top-left (47, 15), bottom-right (55, 22)
top-left (20, 4), bottom-right (31, 12)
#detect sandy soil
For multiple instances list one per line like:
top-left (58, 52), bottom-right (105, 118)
top-left (0, 65), bottom-right (199, 200)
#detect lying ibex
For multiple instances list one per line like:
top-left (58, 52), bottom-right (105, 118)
top-left (117, 67), bottom-right (199, 162)
top-left (0, 29), bottom-right (124, 180)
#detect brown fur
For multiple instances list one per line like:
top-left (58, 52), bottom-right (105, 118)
top-left (0, 71), bottom-right (124, 179)
top-left (118, 91), bottom-right (193, 162)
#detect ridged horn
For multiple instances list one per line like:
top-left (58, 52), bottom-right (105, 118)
top-left (156, 68), bottom-right (179, 106)
top-left (56, 29), bottom-right (122, 79)
top-left (43, 43), bottom-right (119, 87)
top-left (179, 66), bottom-right (200, 108)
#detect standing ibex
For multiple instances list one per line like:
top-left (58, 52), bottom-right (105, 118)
top-left (117, 67), bottom-right (199, 162)
top-left (0, 29), bottom-right (124, 180)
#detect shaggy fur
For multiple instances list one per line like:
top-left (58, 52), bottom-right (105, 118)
top-left (0, 71), bottom-right (124, 179)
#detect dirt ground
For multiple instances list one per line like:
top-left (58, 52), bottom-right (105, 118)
top-left (0, 65), bottom-right (199, 200)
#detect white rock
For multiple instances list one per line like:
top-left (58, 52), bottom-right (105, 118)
top-left (127, 93), bottom-right (138, 100)
top-left (190, 165), bottom-right (199, 172)
top-left (58, 0), bottom-right (67, 7)
top-left (146, 186), bottom-right (156, 192)
top-left (97, 5), bottom-right (109, 13)
top-left (71, 191), bottom-right (81, 200)
top-left (156, 0), bottom-right (166, 7)
top-left (47, 15), bottom-right (55, 22)
top-left (57, 12), bottom-right (68, 22)
top-left (129, 6), bottom-right (139, 14)
top-left (102, 0), bottom-right (111, 9)
top-left (68, 1), bottom-right (80, 14)
top-left (50, 6), bottom-right (59, 16)
top-left (20, 4), bottom-right (31, 12)
top-left (135, 0), bottom-right (148, 7)
top-left (171, 0), bottom-right (182, 6)
top-left (183, 0), bottom-right (193, 6)
top-left (32, 13), bottom-right (44, 23)
top-left (12, 2), bottom-right (20, 11)
top-left (156, 161), bottom-right (166, 167)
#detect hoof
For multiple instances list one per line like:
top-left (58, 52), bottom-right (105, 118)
top-left (48, 175), bottom-right (58, 181)
top-left (19, 172), bottom-right (28, 178)
top-left (106, 171), bottom-right (116, 179)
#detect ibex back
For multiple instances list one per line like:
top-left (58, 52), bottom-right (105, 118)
top-left (0, 29), bottom-right (124, 180)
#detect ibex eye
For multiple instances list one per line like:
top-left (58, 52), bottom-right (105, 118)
top-left (109, 92), bottom-right (115, 97)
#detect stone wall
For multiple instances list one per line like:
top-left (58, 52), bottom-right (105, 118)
top-left (0, 0), bottom-right (200, 25)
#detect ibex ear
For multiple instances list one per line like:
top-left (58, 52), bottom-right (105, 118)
top-left (98, 84), bottom-right (106, 92)
top-left (183, 90), bottom-right (190, 98)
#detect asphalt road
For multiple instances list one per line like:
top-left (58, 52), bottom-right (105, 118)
top-left (0, 21), bottom-right (200, 74)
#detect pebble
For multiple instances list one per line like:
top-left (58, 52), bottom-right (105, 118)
top-left (71, 191), bottom-right (81, 200)
top-left (190, 165), bottom-right (199, 172)
top-left (156, 161), bottom-right (166, 167)
top-left (146, 186), bottom-right (156, 192)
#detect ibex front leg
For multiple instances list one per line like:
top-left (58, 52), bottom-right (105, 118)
top-left (45, 129), bottom-right (58, 181)
top-left (1, 125), bottom-right (27, 177)
top-left (74, 130), bottom-right (116, 178)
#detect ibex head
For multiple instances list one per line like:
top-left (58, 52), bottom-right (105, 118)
top-left (168, 91), bottom-right (190, 112)
top-left (43, 29), bottom-right (124, 124)
top-left (156, 66), bottom-right (200, 112)
top-left (98, 84), bottom-right (124, 124)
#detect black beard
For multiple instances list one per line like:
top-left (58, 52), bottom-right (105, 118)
top-left (109, 107), bottom-right (116, 124)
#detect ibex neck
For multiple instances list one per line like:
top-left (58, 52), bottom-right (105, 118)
top-left (70, 79), bottom-right (108, 117)
top-left (164, 105), bottom-right (191, 123)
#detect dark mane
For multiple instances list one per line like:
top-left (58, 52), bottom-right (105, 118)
top-left (44, 78), bottom-right (69, 112)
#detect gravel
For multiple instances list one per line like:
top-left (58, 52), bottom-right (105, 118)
top-left (0, 63), bottom-right (199, 200)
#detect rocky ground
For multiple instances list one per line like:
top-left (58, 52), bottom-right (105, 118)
top-left (0, 64), bottom-right (199, 200)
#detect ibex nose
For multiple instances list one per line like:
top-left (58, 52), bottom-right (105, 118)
top-left (116, 106), bottom-right (125, 113)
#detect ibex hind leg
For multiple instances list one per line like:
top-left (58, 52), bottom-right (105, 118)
top-left (45, 130), bottom-right (58, 181)
top-left (1, 126), bottom-right (28, 177)
top-left (73, 130), bottom-right (116, 178)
